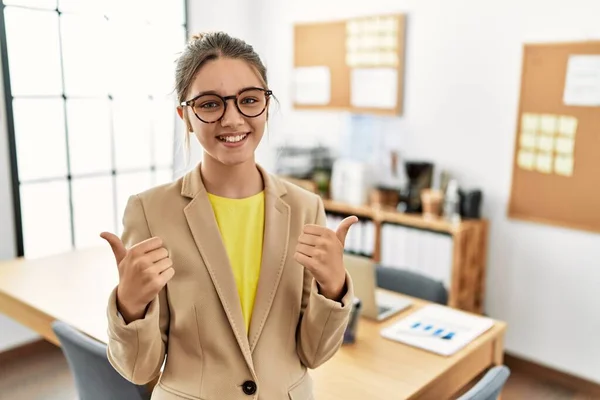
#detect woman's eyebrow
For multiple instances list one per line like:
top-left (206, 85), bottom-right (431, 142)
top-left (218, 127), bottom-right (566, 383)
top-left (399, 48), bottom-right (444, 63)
top-left (192, 86), bottom-right (263, 98)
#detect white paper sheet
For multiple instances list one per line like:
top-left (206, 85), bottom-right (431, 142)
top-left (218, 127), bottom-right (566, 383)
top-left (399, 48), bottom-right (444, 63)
top-left (350, 68), bottom-right (398, 109)
top-left (293, 66), bottom-right (331, 105)
top-left (563, 55), bottom-right (600, 106)
top-left (380, 304), bottom-right (495, 356)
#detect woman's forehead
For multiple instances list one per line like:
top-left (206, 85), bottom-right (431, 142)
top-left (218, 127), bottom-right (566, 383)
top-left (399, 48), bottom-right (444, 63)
top-left (191, 58), bottom-right (264, 96)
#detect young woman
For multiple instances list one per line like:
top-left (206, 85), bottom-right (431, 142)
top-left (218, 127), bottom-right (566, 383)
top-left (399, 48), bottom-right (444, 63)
top-left (100, 32), bottom-right (357, 400)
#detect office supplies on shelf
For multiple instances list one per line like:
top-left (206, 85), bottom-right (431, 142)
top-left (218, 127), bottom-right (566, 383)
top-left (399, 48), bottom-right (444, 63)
top-left (380, 304), bottom-right (495, 356)
top-left (344, 254), bottom-right (413, 321)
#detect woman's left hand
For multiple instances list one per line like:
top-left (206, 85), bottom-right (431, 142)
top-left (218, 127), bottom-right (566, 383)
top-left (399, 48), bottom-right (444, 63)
top-left (294, 216), bottom-right (359, 301)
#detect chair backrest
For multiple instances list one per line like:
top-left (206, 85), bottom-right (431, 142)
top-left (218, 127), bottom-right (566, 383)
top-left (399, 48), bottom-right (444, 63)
top-left (457, 365), bottom-right (511, 400)
top-left (375, 265), bottom-right (449, 304)
top-left (51, 320), bottom-right (150, 400)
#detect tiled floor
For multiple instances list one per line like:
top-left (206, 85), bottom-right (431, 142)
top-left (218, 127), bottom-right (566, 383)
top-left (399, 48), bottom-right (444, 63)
top-left (0, 342), bottom-right (596, 400)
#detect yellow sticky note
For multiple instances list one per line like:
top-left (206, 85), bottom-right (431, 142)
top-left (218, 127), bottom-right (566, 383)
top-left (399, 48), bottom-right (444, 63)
top-left (535, 153), bottom-right (553, 174)
top-left (522, 113), bottom-right (539, 132)
top-left (555, 137), bottom-right (575, 155)
top-left (558, 116), bottom-right (578, 137)
top-left (554, 155), bottom-right (574, 176)
top-left (520, 132), bottom-right (536, 149)
top-left (517, 150), bottom-right (535, 170)
top-left (536, 135), bottom-right (554, 152)
top-left (540, 114), bottom-right (557, 135)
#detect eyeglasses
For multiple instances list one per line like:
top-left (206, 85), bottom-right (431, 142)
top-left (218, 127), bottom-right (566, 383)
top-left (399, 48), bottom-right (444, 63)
top-left (180, 87), bottom-right (273, 124)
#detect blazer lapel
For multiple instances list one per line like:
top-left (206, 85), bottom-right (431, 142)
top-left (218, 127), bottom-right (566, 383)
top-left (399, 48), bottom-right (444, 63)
top-left (181, 165), bottom-right (254, 372)
top-left (248, 167), bottom-right (290, 352)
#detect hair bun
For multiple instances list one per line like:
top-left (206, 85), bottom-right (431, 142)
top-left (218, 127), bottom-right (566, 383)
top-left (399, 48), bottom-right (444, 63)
top-left (189, 32), bottom-right (208, 44)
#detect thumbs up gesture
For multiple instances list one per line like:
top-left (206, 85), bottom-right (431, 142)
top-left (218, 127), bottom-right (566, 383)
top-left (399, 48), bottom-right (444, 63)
top-left (100, 232), bottom-right (174, 323)
top-left (294, 216), bottom-right (358, 301)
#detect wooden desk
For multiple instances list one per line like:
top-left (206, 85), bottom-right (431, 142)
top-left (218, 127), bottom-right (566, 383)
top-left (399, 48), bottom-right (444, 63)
top-left (0, 248), bottom-right (506, 399)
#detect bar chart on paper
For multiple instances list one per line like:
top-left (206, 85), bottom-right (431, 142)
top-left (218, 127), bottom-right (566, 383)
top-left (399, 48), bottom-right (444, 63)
top-left (380, 304), bottom-right (495, 356)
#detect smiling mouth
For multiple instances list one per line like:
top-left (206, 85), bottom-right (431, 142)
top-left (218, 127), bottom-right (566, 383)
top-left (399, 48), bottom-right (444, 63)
top-left (217, 133), bottom-right (249, 143)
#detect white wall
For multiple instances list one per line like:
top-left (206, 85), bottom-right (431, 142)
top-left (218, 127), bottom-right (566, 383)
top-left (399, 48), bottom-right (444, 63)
top-left (0, 50), bottom-right (40, 351)
top-left (182, 0), bottom-right (280, 174)
top-left (254, 0), bottom-right (600, 383)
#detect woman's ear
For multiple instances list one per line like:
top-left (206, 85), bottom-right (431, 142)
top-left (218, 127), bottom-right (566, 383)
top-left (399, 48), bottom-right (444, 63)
top-left (177, 107), bottom-right (193, 132)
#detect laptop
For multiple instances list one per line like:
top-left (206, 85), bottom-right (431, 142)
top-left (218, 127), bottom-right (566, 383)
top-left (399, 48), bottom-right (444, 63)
top-left (344, 254), bottom-right (413, 321)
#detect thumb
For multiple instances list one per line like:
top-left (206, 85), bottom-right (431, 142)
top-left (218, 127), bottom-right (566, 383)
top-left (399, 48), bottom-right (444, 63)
top-left (100, 231), bottom-right (127, 265)
top-left (335, 216), bottom-right (359, 246)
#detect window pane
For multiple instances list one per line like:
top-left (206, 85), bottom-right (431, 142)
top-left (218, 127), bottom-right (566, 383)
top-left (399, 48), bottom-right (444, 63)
top-left (66, 99), bottom-right (112, 176)
top-left (151, 97), bottom-right (176, 167)
top-left (116, 171), bottom-right (152, 235)
top-left (20, 180), bottom-right (72, 259)
top-left (72, 175), bottom-right (114, 249)
top-left (112, 98), bottom-right (152, 171)
top-left (60, 14), bottom-right (109, 96)
top-left (58, 0), bottom-right (105, 14)
top-left (4, 7), bottom-right (62, 96)
top-left (106, 20), bottom-right (151, 96)
top-left (155, 168), bottom-right (173, 186)
top-left (3, 0), bottom-right (56, 10)
top-left (13, 98), bottom-right (67, 181)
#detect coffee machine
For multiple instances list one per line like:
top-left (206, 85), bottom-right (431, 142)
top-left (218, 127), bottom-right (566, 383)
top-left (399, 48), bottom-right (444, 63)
top-left (400, 161), bottom-right (434, 213)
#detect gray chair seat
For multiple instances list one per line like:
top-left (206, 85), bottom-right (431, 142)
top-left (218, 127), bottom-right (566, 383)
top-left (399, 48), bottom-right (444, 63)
top-left (457, 365), bottom-right (510, 400)
top-left (375, 265), bottom-right (449, 304)
top-left (52, 320), bottom-right (150, 400)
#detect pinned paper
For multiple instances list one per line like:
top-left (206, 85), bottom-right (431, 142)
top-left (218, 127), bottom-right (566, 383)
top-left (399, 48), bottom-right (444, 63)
top-left (520, 133), bottom-right (536, 149)
top-left (558, 116), bottom-right (578, 137)
top-left (293, 66), bottom-right (331, 105)
top-left (563, 55), bottom-right (600, 106)
top-left (517, 150), bottom-right (535, 170)
top-left (350, 68), bottom-right (398, 109)
top-left (554, 155), bottom-right (574, 176)
top-left (535, 153), bottom-right (553, 174)
top-left (540, 114), bottom-right (557, 134)
top-left (522, 113), bottom-right (539, 132)
top-left (516, 112), bottom-right (579, 177)
top-left (555, 137), bottom-right (575, 154)
top-left (346, 15), bottom-right (399, 67)
top-left (536, 135), bottom-right (554, 152)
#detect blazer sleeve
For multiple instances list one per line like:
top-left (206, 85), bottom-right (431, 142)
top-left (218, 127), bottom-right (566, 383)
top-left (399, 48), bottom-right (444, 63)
top-left (105, 194), bottom-right (170, 385)
top-left (296, 196), bottom-right (354, 369)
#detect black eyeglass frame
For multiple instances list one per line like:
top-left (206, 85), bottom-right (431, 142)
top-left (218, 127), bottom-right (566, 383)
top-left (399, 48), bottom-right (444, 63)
top-left (180, 87), bottom-right (273, 124)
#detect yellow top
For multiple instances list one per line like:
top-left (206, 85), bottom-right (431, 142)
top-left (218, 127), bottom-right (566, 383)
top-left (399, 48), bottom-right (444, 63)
top-left (207, 191), bottom-right (265, 333)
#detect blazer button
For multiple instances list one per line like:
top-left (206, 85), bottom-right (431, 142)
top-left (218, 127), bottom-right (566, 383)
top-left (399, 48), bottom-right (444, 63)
top-left (242, 380), bottom-right (257, 395)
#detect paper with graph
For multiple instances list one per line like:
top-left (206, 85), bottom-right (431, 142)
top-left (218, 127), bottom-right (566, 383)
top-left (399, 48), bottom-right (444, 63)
top-left (380, 304), bottom-right (495, 356)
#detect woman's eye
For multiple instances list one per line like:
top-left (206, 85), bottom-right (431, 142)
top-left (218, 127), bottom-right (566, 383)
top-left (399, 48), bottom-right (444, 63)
top-left (240, 97), bottom-right (257, 104)
top-left (200, 102), bottom-right (219, 109)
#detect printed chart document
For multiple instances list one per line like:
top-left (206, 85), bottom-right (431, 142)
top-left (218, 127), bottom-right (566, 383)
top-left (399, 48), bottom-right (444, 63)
top-left (380, 304), bottom-right (495, 356)
top-left (563, 55), bottom-right (600, 106)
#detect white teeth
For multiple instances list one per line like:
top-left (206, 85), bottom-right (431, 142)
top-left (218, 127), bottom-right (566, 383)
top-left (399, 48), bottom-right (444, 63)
top-left (220, 134), bottom-right (247, 143)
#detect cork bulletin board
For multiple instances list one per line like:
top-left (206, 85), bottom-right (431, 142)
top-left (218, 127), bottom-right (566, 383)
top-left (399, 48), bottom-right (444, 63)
top-left (508, 41), bottom-right (600, 233)
top-left (293, 14), bottom-right (406, 116)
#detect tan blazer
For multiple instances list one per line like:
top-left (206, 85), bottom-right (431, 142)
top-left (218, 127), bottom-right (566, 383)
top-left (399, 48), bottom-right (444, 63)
top-left (106, 164), bottom-right (354, 400)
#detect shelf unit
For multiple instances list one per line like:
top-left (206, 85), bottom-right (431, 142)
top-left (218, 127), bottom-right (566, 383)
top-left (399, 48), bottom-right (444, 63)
top-left (280, 177), bottom-right (488, 314)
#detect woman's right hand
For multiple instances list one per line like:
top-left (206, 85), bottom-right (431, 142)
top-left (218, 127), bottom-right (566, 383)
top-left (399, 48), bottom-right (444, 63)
top-left (100, 232), bottom-right (175, 323)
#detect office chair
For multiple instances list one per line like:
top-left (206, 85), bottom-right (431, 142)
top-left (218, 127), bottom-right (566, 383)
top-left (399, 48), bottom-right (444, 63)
top-left (457, 365), bottom-right (510, 400)
top-left (52, 320), bottom-right (151, 400)
top-left (375, 265), bottom-right (449, 304)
